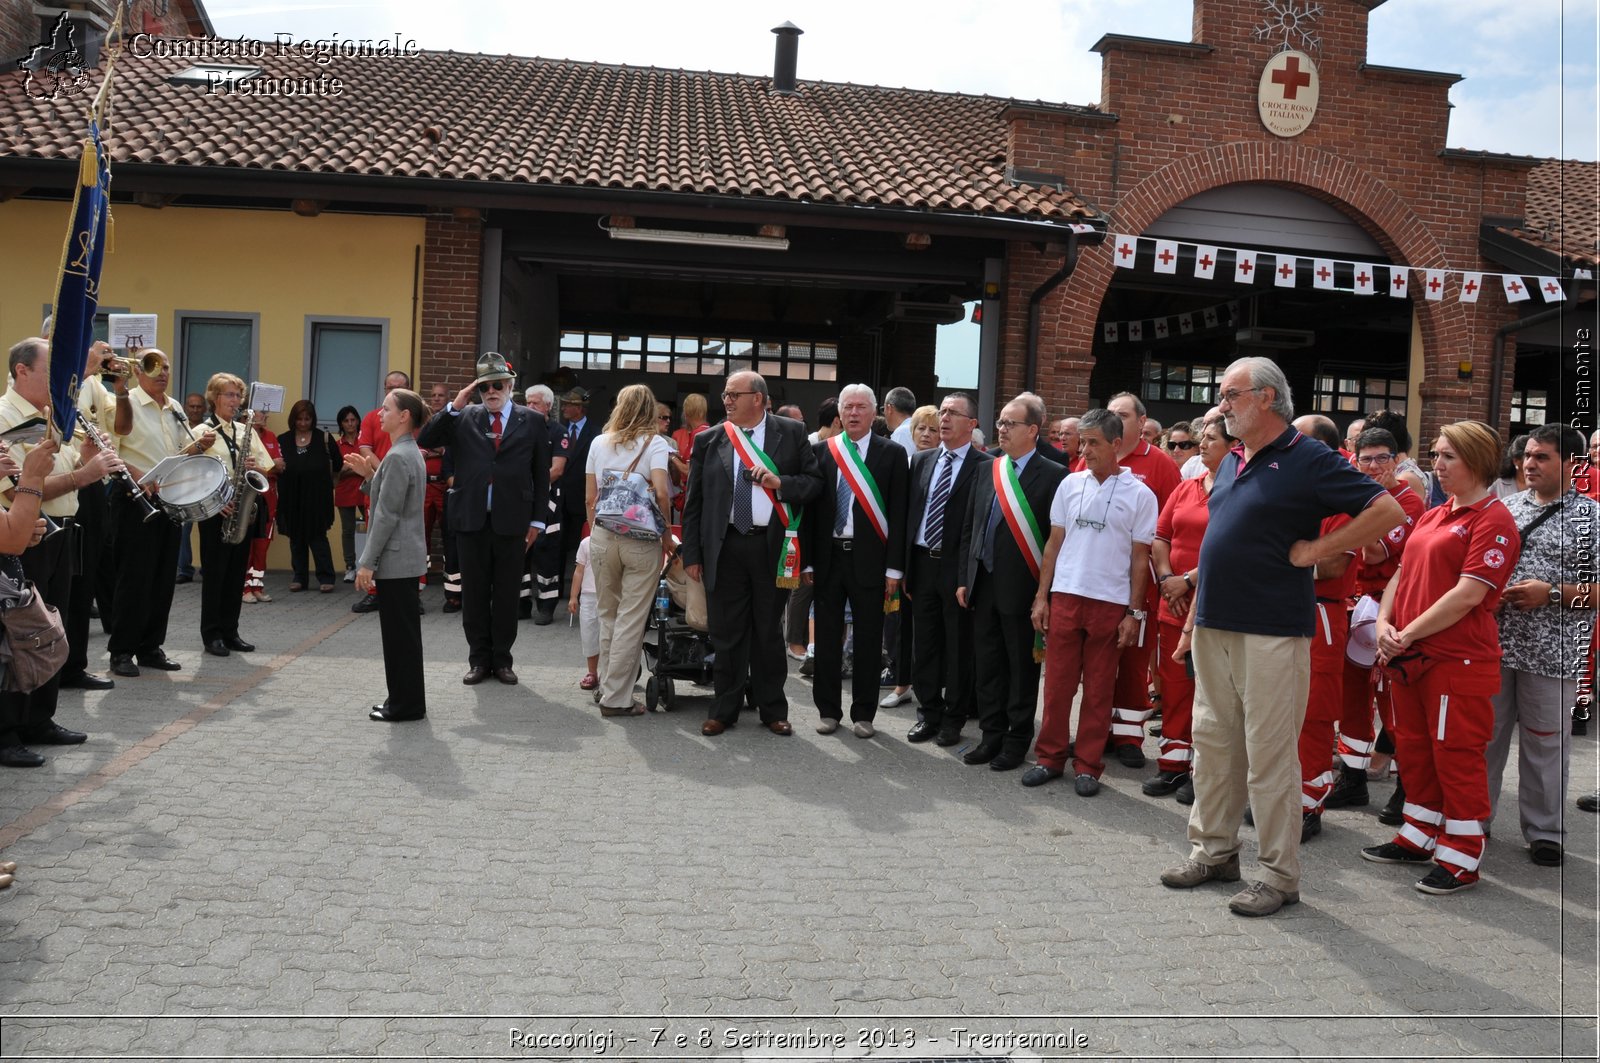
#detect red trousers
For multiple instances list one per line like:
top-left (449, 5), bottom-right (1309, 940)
top-left (1034, 593), bottom-right (1125, 777)
top-left (1154, 619), bottom-right (1194, 773)
top-left (1388, 658), bottom-right (1499, 883)
top-left (1298, 602), bottom-right (1347, 813)
top-left (1110, 582), bottom-right (1159, 748)
top-left (1337, 659), bottom-right (1382, 770)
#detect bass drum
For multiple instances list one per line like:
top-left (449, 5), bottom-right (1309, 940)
top-left (154, 455), bottom-right (231, 523)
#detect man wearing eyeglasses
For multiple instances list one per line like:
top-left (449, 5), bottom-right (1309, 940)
top-left (956, 394), bottom-right (1066, 769)
top-left (1104, 392), bottom-right (1183, 769)
top-left (418, 353), bottom-right (551, 686)
top-left (1160, 357), bottom-right (1403, 917)
top-left (1026, 407), bottom-right (1156, 794)
top-left (682, 372), bottom-right (822, 737)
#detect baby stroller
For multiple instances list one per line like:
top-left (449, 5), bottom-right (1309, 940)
top-left (642, 545), bottom-right (714, 712)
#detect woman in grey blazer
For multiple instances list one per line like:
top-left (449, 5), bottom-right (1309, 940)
top-left (352, 389), bottom-right (430, 722)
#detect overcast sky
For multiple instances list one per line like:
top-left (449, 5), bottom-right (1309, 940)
top-left (203, 0), bottom-right (1596, 161)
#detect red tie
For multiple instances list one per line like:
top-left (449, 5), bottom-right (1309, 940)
top-left (490, 411), bottom-right (502, 450)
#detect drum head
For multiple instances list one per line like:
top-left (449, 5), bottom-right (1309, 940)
top-left (159, 456), bottom-right (226, 505)
top-left (1346, 594), bottom-right (1380, 668)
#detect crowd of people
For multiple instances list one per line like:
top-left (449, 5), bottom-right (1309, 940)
top-left (1, 333), bottom-right (1595, 912)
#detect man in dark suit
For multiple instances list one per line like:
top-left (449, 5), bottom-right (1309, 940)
top-left (904, 392), bottom-right (992, 746)
top-left (682, 371), bottom-right (823, 737)
top-left (805, 384), bottom-right (908, 739)
top-left (557, 386), bottom-right (599, 594)
top-left (417, 353), bottom-right (551, 685)
top-left (957, 394), bottom-right (1067, 769)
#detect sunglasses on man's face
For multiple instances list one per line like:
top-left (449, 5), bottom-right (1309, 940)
top-left (480, 380), bottom-right (508, 391)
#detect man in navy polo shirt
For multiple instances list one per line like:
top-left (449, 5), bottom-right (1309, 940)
top-left (1159, 357), bottom-right (1404, 917)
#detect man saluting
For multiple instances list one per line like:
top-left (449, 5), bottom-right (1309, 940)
top-left (682, 371), bottom-right (822, 737)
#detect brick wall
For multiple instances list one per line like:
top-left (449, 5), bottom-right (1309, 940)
top-left (420, 209), bottom-right (482, 388)
top-left (1005, 0), bottom-right (1537, 441)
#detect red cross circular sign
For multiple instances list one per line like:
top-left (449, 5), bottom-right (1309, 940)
top-left (1258, 49), bottom-right (1319, 138)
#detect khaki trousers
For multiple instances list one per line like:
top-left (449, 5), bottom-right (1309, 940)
top-left (1188, 627), bottom-right (1311, 893)
top-left (590, 526), bottom-right (662, 710)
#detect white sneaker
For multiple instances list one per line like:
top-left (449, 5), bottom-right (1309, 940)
top-left (343, 569), bottom-right (356, 584)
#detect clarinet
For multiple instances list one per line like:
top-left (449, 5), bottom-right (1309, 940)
top-left (79, 417), bottom-right (165, 524)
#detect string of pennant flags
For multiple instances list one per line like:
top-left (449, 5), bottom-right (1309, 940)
top-left (1103, 297), bottom-right (1244, 345)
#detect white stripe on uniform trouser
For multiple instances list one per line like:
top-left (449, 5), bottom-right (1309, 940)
top-left (1158, 739), bottom-right (1192, 764)
top-left (1435, 843), bottom-right (1482, 873)
top-left (1338, 732), bottom-right (1374, 770)
top-left (519, 570), bottom-right (534, 600)
top-left (245, 566), bottom-right (265, 592)
top-left (1111, 704), bottom-right (1155, 738)
top-left (1301, 767), bottom-right (1337, 811)
top-left (444, 570), bottom-right (461, 595)
top-left (1397, 800), bottom-right (1443, 853)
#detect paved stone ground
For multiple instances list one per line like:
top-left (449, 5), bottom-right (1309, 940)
top-left (0, 575), bottom-right (1596, 1061)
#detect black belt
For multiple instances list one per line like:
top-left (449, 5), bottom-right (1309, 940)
top-left (832, 537), bottom-right (854, 551)
top-left (1315, 596), bottom-right (1342, 604)
top-left (915, 544), bottom-right (942, 558)
top-left (729, 525), bottom-right (768, 536)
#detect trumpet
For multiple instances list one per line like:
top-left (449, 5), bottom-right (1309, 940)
top-left (103, 351), bottom-right (168, 379)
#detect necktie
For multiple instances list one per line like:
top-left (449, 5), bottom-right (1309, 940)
top-left (568, 422), bottom-right (578, 442)
top-left (834, 458), bottom-right (852, 536)
top-left (733, 430), bottom-right (754, 533)
top-left (924, 450), bottom-right (954, 548)
top-left (490, 411), bottom-right (503, 450)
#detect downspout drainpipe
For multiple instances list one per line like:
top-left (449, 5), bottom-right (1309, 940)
top-left (1025, 231), bottom-right (1082, 393)
top-left (1489, 304), bottom-right (1567, 429)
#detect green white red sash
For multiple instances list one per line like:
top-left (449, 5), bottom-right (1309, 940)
top-left (994, 455), bottom-right (1044, 580)
top-left (724, 419), bottom-right (803, 587)
top-left (827, 433), bottom-right (888, 542)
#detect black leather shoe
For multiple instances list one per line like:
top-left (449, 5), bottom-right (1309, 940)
top-left (59, 672), bottom-right (115, 691)
top-left (906, 720), bottom-right (937, 743)
top-left (463, 666), bottom-right (491, 686)
top-left (369, 705), bottom-right (425, 722)
top-left (136, 652), bottom-right (181, 671)
top-left (1114, 744), bottom-right (1146, 768)
top-left (990, 750), bottom-right (1025, 772)
top-left (175, 574), bottom-right (193, 585)
top-left (533, 609), bottom-right (555, 626)
top-left (224, 636), bottom-right (255, 652)
top-left (962, 739), bottom-right (1002, 766)
top-left (935, 728), bottom-right (964, 747)
top-left (1301, 810), bottom-right (1322, 842)
top-left (1142, 769), bottom-right (1190, 797)
top-left (0, 745), bottom-right (45, 768)
top-left (1378, 781), bottom-right (1406, 826)
top-left (351, 593), bottom-right (379, 614)
top-left (21, 723), bottom-right (87, 745)
top-left (494, 667), bottom-right (519, 685)
top-left (205, 640), bottom-right (230, 657)
top-left (442, 597), bottom-right (462, 614)
top-left (109, 656), bottom-right (140, 678)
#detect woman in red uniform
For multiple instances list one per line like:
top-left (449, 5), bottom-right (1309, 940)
top-left (1146, 414), bottom-right (1235, 803)
top-left (1363, 420), bottom-right (1519, 894)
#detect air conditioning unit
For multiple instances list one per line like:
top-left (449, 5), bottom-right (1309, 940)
top-left (889, 296), bottom-right (965, 325)
top-left (1235, 327), bottom-right (1315, 349)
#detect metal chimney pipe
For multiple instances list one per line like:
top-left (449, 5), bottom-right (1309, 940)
top-left (771, 22), bottom-right (803, 94)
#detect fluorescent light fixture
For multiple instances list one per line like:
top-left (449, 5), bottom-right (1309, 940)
top-left (607, 226), bottom-right (789, 251)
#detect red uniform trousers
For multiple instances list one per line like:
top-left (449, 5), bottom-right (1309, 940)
top-left (1034, 593), bottom-right (1125, 777)
top-left (1110, 582), bottom-right (1159, 749)
top-left (1154, 618), bottom-right (1194, 774)
top-left (1387, 658), bottom-right (1499, 884)
top-left (1297, 601), bottom-right (1346, 813)
top-left (424, 482), bottom-right (446, 561)
top-left (1337, 658), bottom-right (1381, 770)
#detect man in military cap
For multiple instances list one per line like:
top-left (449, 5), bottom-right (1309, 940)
top-left (417, 353), bottom-right (552, 685)
top-left (557, 386), bottom-right (599, 596)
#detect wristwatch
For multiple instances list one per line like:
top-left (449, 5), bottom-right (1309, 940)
top-left (1548, 583), bottom-right (1562, 606)
top-left (1126, 608), bottom-right (1148, 620)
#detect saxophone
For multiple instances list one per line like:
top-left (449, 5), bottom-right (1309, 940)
top-left (219, 413), bottom-right (271, 545)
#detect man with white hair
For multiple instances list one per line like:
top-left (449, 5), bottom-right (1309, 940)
top-left (805, 384), bottom-right (908, 737)
top-left (522, 383), bottom-right (569, 623)
top-left (1159, 357), bottom-right (1404, 917)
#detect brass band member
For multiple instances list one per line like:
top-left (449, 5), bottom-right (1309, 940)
top-left (108, 349), bottom-right (212, 677)
top-left (193, 374), bottom-right (272, 657)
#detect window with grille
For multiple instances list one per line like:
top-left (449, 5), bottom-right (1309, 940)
top-left (1312, 372), bottom-right (1407, 417)
top-left (1509, 388), bottom-right (1548, 429)
top-left (558, 331), bottom-right (837, 382)
top-left (1142, 360), bottom-right (1225, 406)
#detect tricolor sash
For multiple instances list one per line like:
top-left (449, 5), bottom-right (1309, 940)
top-left (827, 434), bottom-right (889, 542)
top-left (724, 420), bottom-right (803, 587)
top-left (994, 456), bottom-right (1044, 579)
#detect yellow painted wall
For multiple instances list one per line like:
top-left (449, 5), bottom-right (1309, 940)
top-left (0, 200), bottom-right (426, 572)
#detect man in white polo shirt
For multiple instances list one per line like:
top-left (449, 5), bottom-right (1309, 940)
top-left (1025, 407), bottom-right (1158, 795)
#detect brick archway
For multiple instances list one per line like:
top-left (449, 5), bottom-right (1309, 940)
top-left (1043, 140), bottom-right (1477, 430)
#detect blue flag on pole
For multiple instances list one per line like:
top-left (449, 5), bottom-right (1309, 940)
top-left (48, 120), bottom-right (111, 441)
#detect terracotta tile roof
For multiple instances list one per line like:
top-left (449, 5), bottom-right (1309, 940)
top-left (1499, 159), bottom-right (1599, 267)
top-left (0, 46), bottom-right (1098, 225)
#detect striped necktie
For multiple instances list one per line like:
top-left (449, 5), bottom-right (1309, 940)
top-left (924, 450), bottom-right (955, 547)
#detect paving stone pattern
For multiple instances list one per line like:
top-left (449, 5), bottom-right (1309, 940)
top-left (0, 579), bottom-right (1595, 1060)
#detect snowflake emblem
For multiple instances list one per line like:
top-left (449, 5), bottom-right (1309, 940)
top-left (1254, 0), bottom-right (1323, 55)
